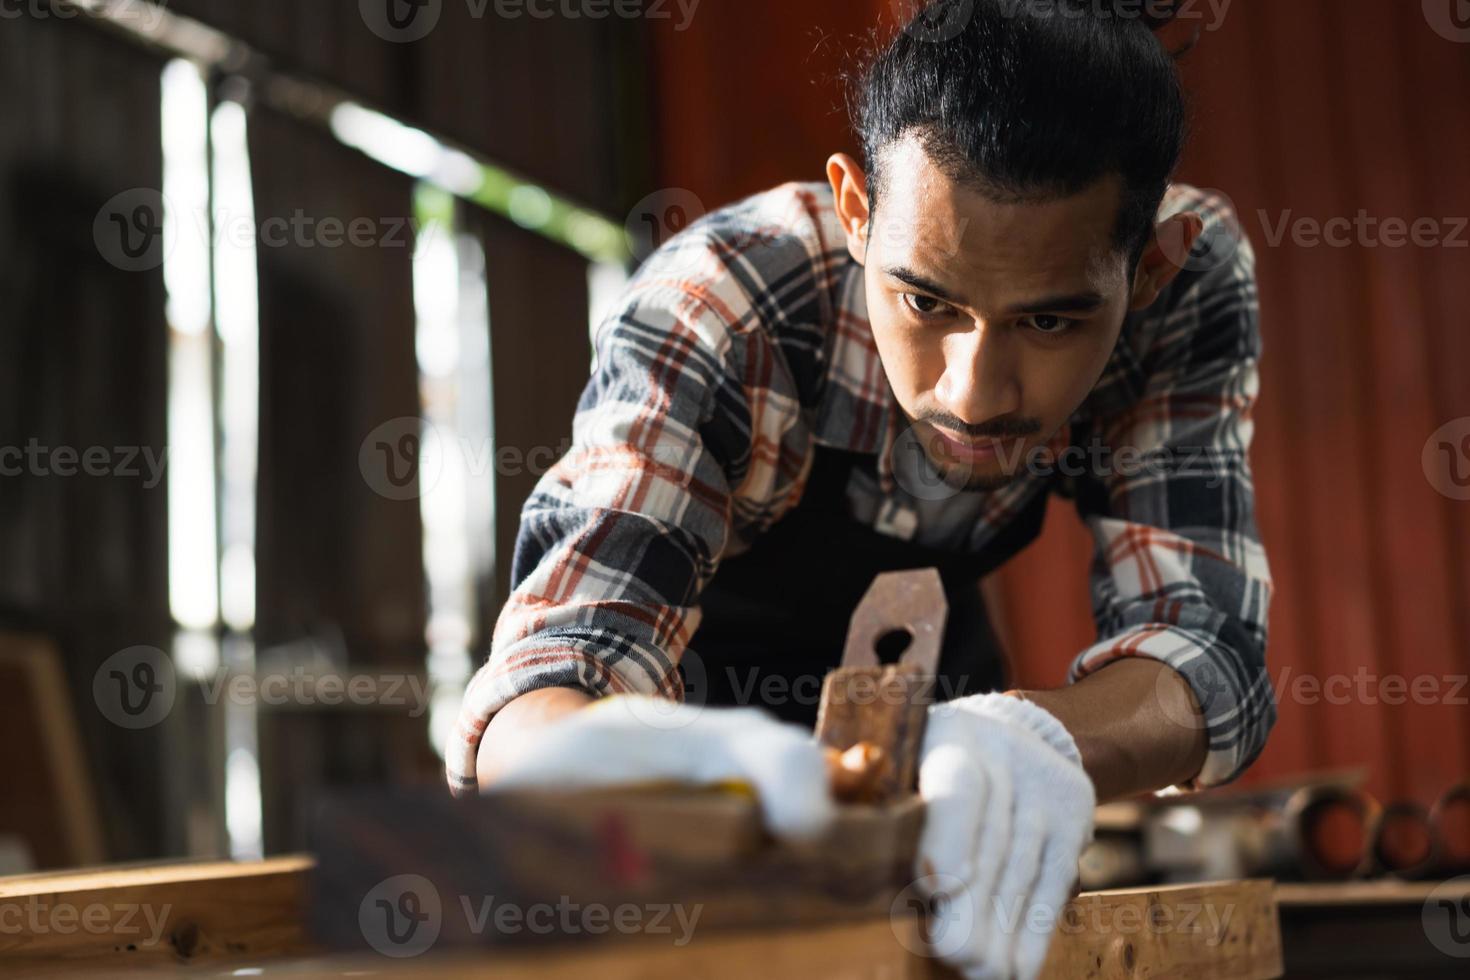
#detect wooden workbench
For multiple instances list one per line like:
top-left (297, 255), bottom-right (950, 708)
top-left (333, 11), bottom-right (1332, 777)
top-left (0, 856), bottom-right (1283, 978)
top-left (1276, 878), bottom-right (1470, 978)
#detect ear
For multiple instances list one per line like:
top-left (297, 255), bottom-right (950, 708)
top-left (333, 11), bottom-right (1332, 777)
top-left (826, 152), bottom-right (871, 265)
top-left (1129, 211), bottom-right (1205, 311)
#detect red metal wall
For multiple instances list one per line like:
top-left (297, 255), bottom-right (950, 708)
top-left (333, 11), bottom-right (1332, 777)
top-left (648, 0), bottom-right (1470, 801)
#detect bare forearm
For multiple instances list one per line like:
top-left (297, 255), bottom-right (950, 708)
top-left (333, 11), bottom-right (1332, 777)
top-left (1015, 658), bottom-right (1207, 803)
top-left (476, 686), bottom-right (595, 791)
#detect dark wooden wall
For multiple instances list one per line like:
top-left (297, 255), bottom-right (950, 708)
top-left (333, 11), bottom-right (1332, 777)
top-left (1, 2), bottom-right (642, 860)
top-left (167, 0), bottom-right (649, 215)
top-left (250, 109), bottom-right (425, 670)
top-left (467, 208), bottom-right (593, 611)
top-left (648, 0), bottom-right (1470, 803)
top-left (0, 17), bottom-right (174, 859)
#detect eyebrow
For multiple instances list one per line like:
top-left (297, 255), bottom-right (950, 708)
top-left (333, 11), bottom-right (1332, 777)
top-left (881, 265), bottom-right (1107, 317)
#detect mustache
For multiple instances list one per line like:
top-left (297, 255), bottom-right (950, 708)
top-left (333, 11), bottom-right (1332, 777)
top-left (915, 410), bottom-right (1044, 440)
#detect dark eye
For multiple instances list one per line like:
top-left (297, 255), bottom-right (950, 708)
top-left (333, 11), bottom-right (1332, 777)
top-left (1022, 314), bottom-right (1077, 335)
top-left (902, 293), bottom-right (952, 318)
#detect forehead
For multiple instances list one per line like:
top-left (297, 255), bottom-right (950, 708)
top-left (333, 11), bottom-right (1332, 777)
top-left (871, 137), bottom-right (1128, 299)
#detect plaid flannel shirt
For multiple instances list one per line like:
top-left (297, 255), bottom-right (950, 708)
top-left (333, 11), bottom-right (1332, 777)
top-left (447, 180), bottom-right (1275, 795)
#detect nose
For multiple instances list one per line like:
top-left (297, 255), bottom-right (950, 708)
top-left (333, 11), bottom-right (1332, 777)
top-left (933, 320), bottom-right (1021, 425)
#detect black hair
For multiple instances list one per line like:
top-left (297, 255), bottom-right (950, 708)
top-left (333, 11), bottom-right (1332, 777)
top-left (850, 0), bottom-right (1189, 267)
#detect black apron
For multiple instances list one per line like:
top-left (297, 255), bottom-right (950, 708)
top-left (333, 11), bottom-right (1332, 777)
top-left (686, 444), bottom-right (1050, 727)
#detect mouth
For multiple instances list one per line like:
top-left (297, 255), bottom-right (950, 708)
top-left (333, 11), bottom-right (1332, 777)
top-left (928, 425), bottom-right (1019, 464)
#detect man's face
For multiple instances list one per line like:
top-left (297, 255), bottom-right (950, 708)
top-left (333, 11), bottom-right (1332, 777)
top-left (850, 137), bottom-right (1135, 491)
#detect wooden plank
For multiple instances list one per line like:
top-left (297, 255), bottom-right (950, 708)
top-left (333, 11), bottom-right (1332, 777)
top-left (0, 857), bottom-right (1280, 979)
top-left (0, 634), bottom-right (105, 870)
top-left (307, 788), bottom-right (928, 947)
top-left (1038, 879), bottom-right (1281, 980)
top-left (108, 917), bottom-right (934, 979)
top-left (0, 856), bottom-right (316, 975)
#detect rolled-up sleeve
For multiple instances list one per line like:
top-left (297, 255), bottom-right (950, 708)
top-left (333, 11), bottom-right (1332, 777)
top-left (1067, 232), bottom-right (1276, 789)
top-left (445, 280), bottom-right (748, 796)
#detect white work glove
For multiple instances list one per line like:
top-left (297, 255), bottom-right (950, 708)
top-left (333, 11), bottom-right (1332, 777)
top-left (491, 694), bottom-right (836, 842)
top-left (914, 693), bottom-right (1096, 980)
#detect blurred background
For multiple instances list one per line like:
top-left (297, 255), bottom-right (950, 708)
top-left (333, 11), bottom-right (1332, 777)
top-left (0, 0), bottom-right (1466, 880)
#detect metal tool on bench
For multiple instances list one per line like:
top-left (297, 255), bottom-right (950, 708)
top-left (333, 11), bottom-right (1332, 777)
top-left (309, 570), bottom-right (949, 952)
top-left (818, 568), bottom-right (947, 804)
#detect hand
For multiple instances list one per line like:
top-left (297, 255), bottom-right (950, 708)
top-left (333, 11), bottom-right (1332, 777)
top-left (491, 694), bottom-right (836, 841)
top-left (914, 693), bottom-right (1096, 980)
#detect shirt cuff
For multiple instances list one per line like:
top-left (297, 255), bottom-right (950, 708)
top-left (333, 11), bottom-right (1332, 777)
top-left (1068, 624), bottom-right (1272, 790)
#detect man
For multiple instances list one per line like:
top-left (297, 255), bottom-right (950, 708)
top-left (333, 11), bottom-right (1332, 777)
top-left (448, 1), bottom-right (1275, 976)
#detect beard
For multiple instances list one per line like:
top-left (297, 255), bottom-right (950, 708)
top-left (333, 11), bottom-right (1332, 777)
top-left (927, 452), bottom-right (1026, 492)
top-left (903, 410), bottom-right (1045, 493)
